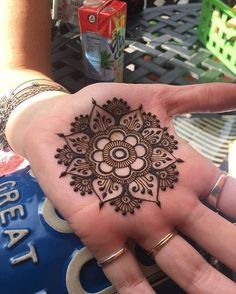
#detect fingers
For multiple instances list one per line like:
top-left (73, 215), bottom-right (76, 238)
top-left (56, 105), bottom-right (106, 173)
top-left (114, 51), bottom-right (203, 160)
top-left (101, 248), bottom-right (155, 294)
top-left (180, 150), bottom-right (236, 221)
top-left (179, 202), bottom-right (236, 271)
top-left (163, 83), bottom-right (236, 116)
top-left (152, 234), bottom-right (236, 294)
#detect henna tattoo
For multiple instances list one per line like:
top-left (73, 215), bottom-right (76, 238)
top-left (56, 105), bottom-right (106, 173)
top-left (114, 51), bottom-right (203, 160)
top-left (55, 98), bottom-right (183, 215)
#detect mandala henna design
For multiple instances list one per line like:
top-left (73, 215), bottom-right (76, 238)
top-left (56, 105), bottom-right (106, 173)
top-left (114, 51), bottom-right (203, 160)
top-left (55, 98), bottom-right (184, 215)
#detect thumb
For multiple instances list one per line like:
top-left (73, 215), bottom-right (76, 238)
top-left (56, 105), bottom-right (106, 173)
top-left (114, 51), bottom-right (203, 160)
top-left (164, 83), bottom-right (236, 116)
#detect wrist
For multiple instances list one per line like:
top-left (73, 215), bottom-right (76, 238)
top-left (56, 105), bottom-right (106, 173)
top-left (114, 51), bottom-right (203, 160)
top-left (2, 79), bottom-right (69, 153)
top-left (5, 90), bottom-right (70, 157)
top-left (0, 69), bottom-right (53, 94)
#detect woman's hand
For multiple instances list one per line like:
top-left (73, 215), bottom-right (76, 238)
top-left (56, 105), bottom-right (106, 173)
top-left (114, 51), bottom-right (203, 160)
top-left (6, 82), bottom-right (236, 293)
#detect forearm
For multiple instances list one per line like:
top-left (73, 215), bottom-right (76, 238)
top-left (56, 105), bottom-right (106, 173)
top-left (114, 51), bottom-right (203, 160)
top-left (0, 0), bottom-right (52, 92)
top-left (0, 0), bottom-right (70, 153)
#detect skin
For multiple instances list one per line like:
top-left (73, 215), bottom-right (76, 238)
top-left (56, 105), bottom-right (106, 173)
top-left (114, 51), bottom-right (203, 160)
top-left (1, 1), bottom-right (236, 293)
top-left (6, 82), bottom-right (236, 294)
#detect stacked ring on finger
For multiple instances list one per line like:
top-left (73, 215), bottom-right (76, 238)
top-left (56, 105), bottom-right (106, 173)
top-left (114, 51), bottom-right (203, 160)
top-left (148, 231), bottom-right (176, 258)
top-left (97, 246), bottom-right (128, 267)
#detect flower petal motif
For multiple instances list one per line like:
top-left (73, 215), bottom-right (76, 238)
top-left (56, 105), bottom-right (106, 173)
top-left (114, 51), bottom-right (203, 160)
top-left (151, 147), bottom-right (176, 170)
top-left (67, 158), bottom-right (92, 177)
top-left (95, 137), bottom-right (110, 150)
top-left (90, 103), bottom-right (115, 133)
top-left (92, 178), bottom-right (123, 200)
top-left (129, 173), bottom-right (158, 201)
top-left (55, 98), bottom-right (183, 214)
top-left (96, 162), bottom-right (113, 176)
top-left (130, 158), bottom-right (146, 171)
top-left (109, 131), bottom-right (125, 141)
top-left (142, 128), bottom-right (163, 145)
top-left (91, 150), bottom-right (103, 162)
top-left (114, 167), bottom-right (131, 178)
top-left (88, 127), bottom-right (152, 182)
top-left (65, 133), bottom-right (90, 155)
top-left (134, 144), bottom-right (148, 157)
top-left (120, 109), bottom-right (143, 131)
top-left (125, 135), bottom-right (138, 146)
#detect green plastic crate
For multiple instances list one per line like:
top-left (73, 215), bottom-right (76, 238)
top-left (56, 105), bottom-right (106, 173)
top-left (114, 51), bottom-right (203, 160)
top-left (198, 0), bottom-right (236, 75)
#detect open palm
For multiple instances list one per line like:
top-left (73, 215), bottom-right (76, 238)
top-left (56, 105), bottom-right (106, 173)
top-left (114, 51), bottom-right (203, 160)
top-left (7, 82), bottom-right (236, 294)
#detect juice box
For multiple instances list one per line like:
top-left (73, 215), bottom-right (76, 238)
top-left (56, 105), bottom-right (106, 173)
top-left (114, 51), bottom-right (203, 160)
top-left (78, 0), bottom-right (127, 82)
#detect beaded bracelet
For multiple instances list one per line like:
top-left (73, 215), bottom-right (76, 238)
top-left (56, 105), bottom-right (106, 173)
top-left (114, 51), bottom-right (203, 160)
top-left (0, 79), bottom-right (70, 150)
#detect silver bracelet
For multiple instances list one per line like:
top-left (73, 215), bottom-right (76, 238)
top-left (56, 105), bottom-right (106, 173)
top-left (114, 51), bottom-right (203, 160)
top-left (0, 79), bottom-right (70, 150)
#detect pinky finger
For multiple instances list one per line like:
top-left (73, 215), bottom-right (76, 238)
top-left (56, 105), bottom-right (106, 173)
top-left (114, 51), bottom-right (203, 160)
top-left (102, 248), bottom-right (155, 294)
top-left (152, 235), bottom-right (236, 294)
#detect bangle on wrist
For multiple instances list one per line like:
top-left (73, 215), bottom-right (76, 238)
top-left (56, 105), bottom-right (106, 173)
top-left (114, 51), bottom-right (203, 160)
top-left (0, 79), bottom-right (70, 150)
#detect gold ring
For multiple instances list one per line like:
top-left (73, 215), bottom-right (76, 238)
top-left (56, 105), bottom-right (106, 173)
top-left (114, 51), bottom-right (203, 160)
top-left (206, 172), bottom-right (228, 211)
top-left (148, 232), bottom-right (176, 258)
top-left (97, 246), bottom-right (127, 267)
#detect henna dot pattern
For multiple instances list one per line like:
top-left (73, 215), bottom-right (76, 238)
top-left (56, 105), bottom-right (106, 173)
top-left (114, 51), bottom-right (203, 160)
top-left (55, 98), bottom-right (183, 215)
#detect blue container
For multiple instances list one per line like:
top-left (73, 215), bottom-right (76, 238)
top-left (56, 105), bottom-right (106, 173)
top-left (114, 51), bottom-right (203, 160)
top-left (0, 166), bottom-right (173, 294)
